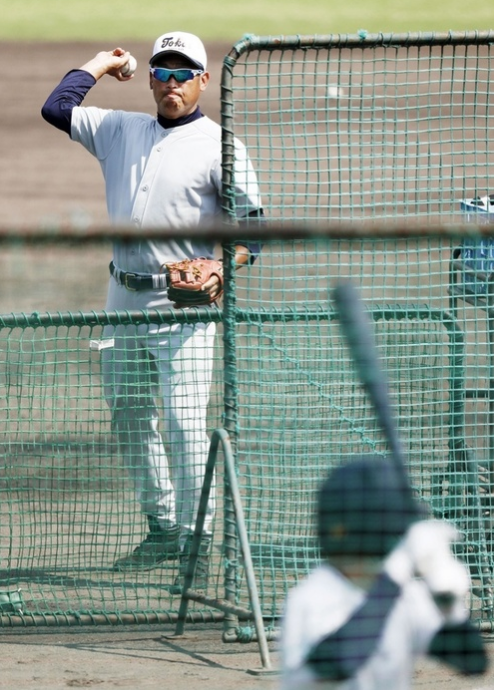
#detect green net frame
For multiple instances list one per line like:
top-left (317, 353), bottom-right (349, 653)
top-left (216, 30), bottom-right (494, 639)
top-left (221, 30), bottom-right (494, 223)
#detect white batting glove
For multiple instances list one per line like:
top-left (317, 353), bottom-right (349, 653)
top-left (383, 531), bottom-right (416, 586)
top-left (412, 521), bottom-right (470, 623)
top-left (384, 519), bottom-right (470, 622)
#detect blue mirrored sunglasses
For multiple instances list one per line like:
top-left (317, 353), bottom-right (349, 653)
top-left (149, 67), bottom-right (203, 83)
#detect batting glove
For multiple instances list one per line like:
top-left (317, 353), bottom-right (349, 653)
top-left (384, 519), bottom-right (470, 621)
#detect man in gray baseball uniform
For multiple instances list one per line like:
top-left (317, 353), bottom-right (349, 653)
top-left (42, 32), bottom-right (264, 588)
top-left (281, 456), bottom-right (488, 689)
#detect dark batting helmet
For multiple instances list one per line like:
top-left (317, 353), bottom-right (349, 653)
top-left (317, 455), bottom-right (423, 558)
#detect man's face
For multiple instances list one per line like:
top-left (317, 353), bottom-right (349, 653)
top-left (150, 54), bottom-right (209, 119)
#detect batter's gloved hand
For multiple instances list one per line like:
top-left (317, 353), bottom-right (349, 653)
top-left (164, 258), bottom-right (224, 308)
top-left (384, 519), bottom-right (470, 622)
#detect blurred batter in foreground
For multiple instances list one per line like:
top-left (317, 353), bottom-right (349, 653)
top-left (280, 456), bottom-right (488, 689)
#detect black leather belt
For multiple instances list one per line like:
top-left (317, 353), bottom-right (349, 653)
top-left (109, 261), bottom-right (168, 291)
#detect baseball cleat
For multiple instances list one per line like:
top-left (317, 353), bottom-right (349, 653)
top-left (112, 521), bottom-right (180, 571)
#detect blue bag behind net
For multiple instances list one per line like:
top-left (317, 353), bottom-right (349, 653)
top-left (459, 194), bottom-right (494, 295)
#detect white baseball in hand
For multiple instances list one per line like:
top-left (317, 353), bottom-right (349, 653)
top-left (121, 55), bottom-right (137, 77)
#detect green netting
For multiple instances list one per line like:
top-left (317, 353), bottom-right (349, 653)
top-left (0, 232), bottom-right (492, 631)
top-left (217, 33), bottom-right (494, 633)
top-left (228, 237), bottom-right (492, 629)
top-left (221, 31), bottom-right (494, 222)
top-left (0, 310), bottom-right (226, 623)
top-left (2, 30), bottom-right (494, 636)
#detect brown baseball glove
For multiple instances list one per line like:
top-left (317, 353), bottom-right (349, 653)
top-left (164, 257), bottom-right (224, 307)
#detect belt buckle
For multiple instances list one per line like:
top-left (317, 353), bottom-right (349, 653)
top-left (124, 272), bottom-right (137, 291)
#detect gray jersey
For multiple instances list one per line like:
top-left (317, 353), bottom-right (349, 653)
top-left (70, 106), bottom-right (262, 273)
top-left (281, 563), bottom-right (444, 690)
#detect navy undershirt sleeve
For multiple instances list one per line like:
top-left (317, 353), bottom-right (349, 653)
top-left (306, 572), bottom-right (401, 681)
top-left (41, 69), bottom-right (97, 135)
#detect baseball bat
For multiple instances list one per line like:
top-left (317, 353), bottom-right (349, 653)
top-left (332, 279), bottom-right (411, 488)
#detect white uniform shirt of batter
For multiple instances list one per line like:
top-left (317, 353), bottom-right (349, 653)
top-left (69, 106), bottom-right (262, 533)
top-left (281, 563), bottom-right (445, 690)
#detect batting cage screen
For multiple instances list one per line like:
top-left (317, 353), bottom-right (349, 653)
top-left (1, 30), bottom-right (494, 655)
top-left (0, 224), bottom-right (493, 645)
top-left (221, 31), bottom-right (494, 223)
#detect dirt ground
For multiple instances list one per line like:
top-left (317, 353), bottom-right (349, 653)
top-left (1, 39), bottom-right (494, 689)
top-left (0, 625), bottom-right (493, 690)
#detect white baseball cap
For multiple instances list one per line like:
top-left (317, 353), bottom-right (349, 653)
top-left (150, 32), bottom-right (208, 70)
